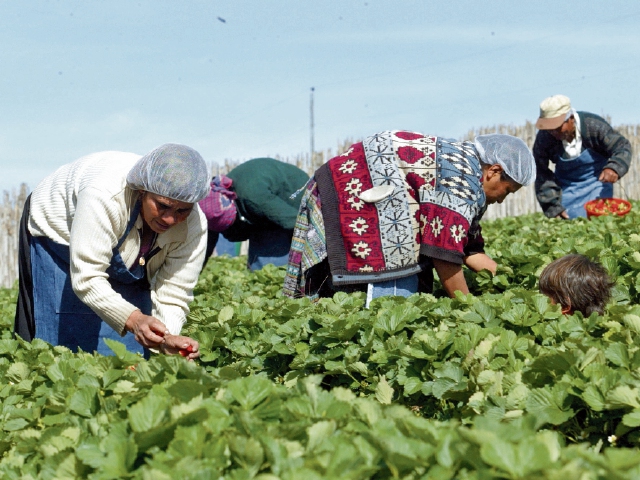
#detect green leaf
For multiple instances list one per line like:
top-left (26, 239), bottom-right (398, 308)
top-left (101, 369), bottom-right (124, 388)
top-left (500, 304), bottom-right (539, 326)
top-left (104, 338), bottom-right (141, 363)
top-left (47, 360), bottom-right (77, 383)
top-left (435, 430), bottom-right (459, 468)
top-left (375, 376), bottom-right (394, 405)
top-left (40, 432), bottom-right (77, 457)
top-left (228, 434), bottom-right (264, 476)
top-left (531, 294), bottom-right (551, 315)
top-left (53, 453), bottom-right (81, 479)
top-left (623, 314), bottom-right (640, 334)
top-left (579, 347), bottom-right (603, 371)
top-left (227, 376), bottom-right (273, 410)
top-left (69, 387), bottom-right (99, 418)
top-left (525, 387), bottom-right (574, 426)
top-left (218, 305), bottom-right (234, 324)
top-left (373, 304), bottom-right (420, 335)
top-left (6, 362), bottom-right (30, 383)
top-left (607, 385), bottom-right (640, 409)
top-left (480, 436), bottom-right (553, 477)
top-left (127, 387), bottom-right (171, 432)
top-left (435, 377), bottom-right (468, 399)
top-left (306, 420), bottom-right (337, 452)
top-left (166, 380), bottom-right (209, 403)
top-left (113, 380), bottom-right (137, 394)
top-left (3, 418), bottom-right (29, 431)
top-left (402, 377), bottom-right (423, 396)
top-left (348, 361), bottom-right (368, 376)
top-left (604, 448), bottom-right (640, 470)
top-left (605, 343), bottom-right (630, 368)
top-left (76, 422), bottom-right (138, 475)
top-left (473, 301), bottom-right (496, 323)
top-left (622, 410), bottom-right (640, 427)
top-left (582, 385), bottom-right (606, 411)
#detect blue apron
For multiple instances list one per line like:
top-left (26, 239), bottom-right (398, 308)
top-left (32, 201), bottom-right (153, 356)
top-left (555, 148), bottom-right (613, 219)
top-left (247, 228), bottom-right (293, 271)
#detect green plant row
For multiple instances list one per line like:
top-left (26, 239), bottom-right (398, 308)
top-left (0, 334), bottom-right (639, 479)
top-left (182, 208), bottom-right (640, 450)
top-left (0, 206), bottom-right (639, 477)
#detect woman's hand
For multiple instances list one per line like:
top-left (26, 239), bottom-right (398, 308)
top-left (463, 253), bottom-right (497, 275)
top-left (161, 334), bottom-right (200, 361)
top-left (124, 310), bottom-right (169, 349)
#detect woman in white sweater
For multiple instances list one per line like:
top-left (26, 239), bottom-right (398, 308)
top-left (14, 144), bottom-right (210, 359)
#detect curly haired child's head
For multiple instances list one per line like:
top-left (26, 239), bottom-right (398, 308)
top-left (539, 254), bottom-right (615, 316)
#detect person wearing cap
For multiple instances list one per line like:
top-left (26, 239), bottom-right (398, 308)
top-left (13, 144), bottom-right (210, 359)
top-left (199, 157), bottom-right (310, 271)
top-left (283, 130), bottom-right (536, 303)
top-left (534, 94), bottom-right (632, 219)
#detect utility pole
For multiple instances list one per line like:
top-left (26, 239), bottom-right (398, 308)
top-left (310, 87), bottom-right (315, 168)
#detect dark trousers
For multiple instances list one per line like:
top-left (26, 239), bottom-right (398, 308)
top-left (14, 195), bottom-right (34, 341)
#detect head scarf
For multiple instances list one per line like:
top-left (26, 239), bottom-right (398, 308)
top-left (198, 175), bottom-right (237, 232)
top-left (474, 134), bottom-right (536, 186)
top-left (127, 143), bottom-right (210, 203)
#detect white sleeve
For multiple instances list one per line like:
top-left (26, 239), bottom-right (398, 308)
top-left (68, 187), bottom-right (138, 334)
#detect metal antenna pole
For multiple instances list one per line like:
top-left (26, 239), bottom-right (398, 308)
top-left (310, 87), bottom-right (315, 167)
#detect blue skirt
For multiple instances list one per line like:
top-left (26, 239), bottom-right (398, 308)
top-left (31, 236), bottom-right (150, 356)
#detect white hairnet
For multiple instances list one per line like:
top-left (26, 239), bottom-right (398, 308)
top-left (474, 134), bottom-right (535, 186)
top-left (126, 144), bottom-right (210, 203)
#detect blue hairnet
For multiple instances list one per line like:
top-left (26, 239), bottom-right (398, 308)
top-left (474, 134), bottom-right (536, 186)
top-left (126, 144), bottom-right (210, 203)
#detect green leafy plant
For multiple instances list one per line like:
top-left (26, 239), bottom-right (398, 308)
top-left (2, 204), bottom-right (640, 477)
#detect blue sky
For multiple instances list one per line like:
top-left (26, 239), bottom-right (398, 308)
top-left (1, 0), bottom-right (639, 193)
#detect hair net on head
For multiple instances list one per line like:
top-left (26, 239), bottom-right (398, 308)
top-left (474, 134), bottom-right (536, 186)
top-left (126, 144), bottom-right (210, 203)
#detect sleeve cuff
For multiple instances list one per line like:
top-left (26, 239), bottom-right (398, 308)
top-left (152, 304), bottom-right (186, 335)
top-left (419, 244), bottom-right (464, 265)
top-left (544, 205), bottom-right (565, 218)
top-left (604, 161), bottom-right (625, 177)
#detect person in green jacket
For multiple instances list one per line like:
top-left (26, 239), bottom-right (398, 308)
top-left (199, 157), bottom-right (310, 271)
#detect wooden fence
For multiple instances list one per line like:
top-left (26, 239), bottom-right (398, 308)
top-left (2, 124), bottom-right (639, 288)
top-left (1, 184), bottom-right (28, 289)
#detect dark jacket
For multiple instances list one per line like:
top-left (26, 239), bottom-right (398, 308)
top-left (533, 111), bottom-right (632, 218)
top-left (223, 158), bottom-right (310, 242)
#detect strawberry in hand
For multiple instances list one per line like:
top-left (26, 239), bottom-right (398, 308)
top-left (160, 334), bottom-right (200, 361)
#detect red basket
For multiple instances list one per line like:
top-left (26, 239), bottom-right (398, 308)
top-left (584, 197), bottom-right (631, 219)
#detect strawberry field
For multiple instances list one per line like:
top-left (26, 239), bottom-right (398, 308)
top-left (2, 207), bottom-right (640, 478)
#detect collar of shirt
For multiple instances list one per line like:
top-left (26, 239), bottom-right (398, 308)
top-left (563, 110), bottom-right (582, 158)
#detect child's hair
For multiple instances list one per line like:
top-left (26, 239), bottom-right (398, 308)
top-left (539, 254), bottom-right (615, 316)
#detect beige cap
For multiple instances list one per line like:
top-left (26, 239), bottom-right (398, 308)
top-left (536, 94), bottom-right (571, 130)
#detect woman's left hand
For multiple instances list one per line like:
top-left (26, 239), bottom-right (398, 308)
top-left (160, 334), bottom-right (200, 360)
top-left (463, 253), bottom-right (497, 275)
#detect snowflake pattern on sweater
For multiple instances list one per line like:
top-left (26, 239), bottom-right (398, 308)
top-left (325, 130), bottom-right (486, 274)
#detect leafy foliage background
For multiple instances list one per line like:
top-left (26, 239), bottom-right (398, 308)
top-left (2, 208), bottom-right (640, 478)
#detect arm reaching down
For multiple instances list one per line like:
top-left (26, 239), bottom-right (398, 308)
top-left (433, 259), bottom-right (469, 297)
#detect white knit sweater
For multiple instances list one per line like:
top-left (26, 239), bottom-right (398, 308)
top-left (28, 151), bottom-right (208, 336)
